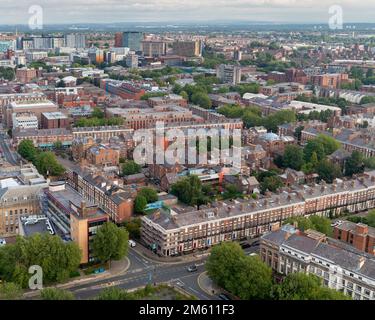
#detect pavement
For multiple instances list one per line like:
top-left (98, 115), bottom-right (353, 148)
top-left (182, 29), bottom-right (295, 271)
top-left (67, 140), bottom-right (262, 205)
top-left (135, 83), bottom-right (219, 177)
top-left (197, 271), bottom-right (221, 297)
top-left (23, 256), bottom-right (131, 299)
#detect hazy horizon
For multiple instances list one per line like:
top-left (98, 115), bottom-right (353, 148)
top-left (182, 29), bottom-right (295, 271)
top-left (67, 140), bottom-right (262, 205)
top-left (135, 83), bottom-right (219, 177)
top-left (0, 1), bottom-right (372, 25)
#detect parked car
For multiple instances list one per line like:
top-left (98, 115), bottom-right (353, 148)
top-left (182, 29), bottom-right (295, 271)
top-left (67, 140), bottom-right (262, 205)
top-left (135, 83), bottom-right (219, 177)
top-left (128, 240), bottom-right (136, 247)
top-left (250, 240), bottom-right (260, 246)
top-left (187, 265), bottom-right (198, 272)
top-left (240, 242), bottom-right (251, 249)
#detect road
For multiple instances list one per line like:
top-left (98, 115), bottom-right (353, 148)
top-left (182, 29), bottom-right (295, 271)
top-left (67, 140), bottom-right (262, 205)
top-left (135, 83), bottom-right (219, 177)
top-left (0, 132), bottom-right (20, 165)
top-left (68, 244), bottom-right (260, 300)
top-left (70, 248), bottom-right (212, 300)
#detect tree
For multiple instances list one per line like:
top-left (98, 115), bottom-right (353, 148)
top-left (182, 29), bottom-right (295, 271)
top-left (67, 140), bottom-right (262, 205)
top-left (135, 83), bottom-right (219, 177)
top-left (191, 92), bottom-right (212, 109)
top-left (53, 140), bottom-right (63, 150)
top-left (171, 175), bottom-right (207, 207)
top-left (283, 145), bottom-right (305, 170)
top-left (222, 184), bottom-right (242, 200)
top-left (96, 287), bottom-right (133, 300)
top-left (0, 282), bottom-right (22, 300)
top-left (92, 222), bottom-right (129, 264)
top-left (122, 160), bottom-right (141, 176)
top-left (206, 242), bottom-right (273, 300)
top-left (260, 176), bottom-right (283, 194)
top-left (34, 152), bottom-right (65, 176)
top-left (0, 67), bottom-right (15, 81)
top-left (40, 288), bottom-right (75, 300)
top-left (316, 135), bottom-right (341, 156)
top-left (366, 210), bottom-right (375, 228)
top-left (0, 234), bottom-right (81, 288)
top-left (284, 215), bottom-right (332, 236)
top-left (122, 218), bottom-right (142, 239)
top-left (316, 159), bottom-right (342, 183)
top-left (91, 107), bottom-right (105, 119)
top-left (309, 215), bottom-right (332, 236)
top-left (138, 187), bottom-right (158, 203)
top-left (275, 273), bottom-right (349, 300)
top-left (304, 139), bottom-right (326, 162)
top-left (283, 216), bottom-right (313, 232)
top-left (134, 195), bottom-right (147, 214)
top-left (345, 151), bottom-right (364, 177)
top-left (263, 110), bottom-right (296, 132)
top-left (179, 90), bottom-right (188, 100)
top-left (18, 139), bottom-right (37, 161)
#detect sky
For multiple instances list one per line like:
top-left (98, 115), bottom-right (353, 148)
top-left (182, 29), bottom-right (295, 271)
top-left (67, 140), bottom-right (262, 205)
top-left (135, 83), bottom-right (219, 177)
top-left (0, 0), bottom-right (373, 25)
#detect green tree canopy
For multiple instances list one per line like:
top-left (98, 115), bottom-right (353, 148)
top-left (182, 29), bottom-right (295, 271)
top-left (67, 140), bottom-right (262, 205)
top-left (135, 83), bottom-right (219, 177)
top-left (0, 282), bottom-right (23, 300)
top-left (275, 273), bottom-right (350, 300)
top-left (191, 92), bottom-right (212, 109)
top-left (260, 176), bottom-right (284, 194)
top-left (122, 160), bottom-right (141, 176)
top-left (96, 287), bottom-right (133, 300)
top-left (206, 242), bottom-right (273, 300)
top-left (134, 195), bottom-right (147, 214)
top-left (283, 145), bottom-right (305, 170)
top-left (315, 134), bottom-right (341, 156)
top-left (40, 288), bottom-right (75, 300)
top-left (345, 151), bottom-right (364, 177)
top-left (0, 234), bottom-right (81, 288)
top-left (34, 151), bottom-right (65, 177)
top-left (18, 139), bottom-right (37, 161)
top-left (92, 222), bottom-right (129, 263)
top-left (316, 159), bottom-right (342, 183)
top-left (138, 187), bottom-right (158, 203)
top-left (284, 215), bottom-right (332, 236)
top-left (122, 217), bottom-right (142, 239)
top-left (171, 175), bottom-right (207, 207)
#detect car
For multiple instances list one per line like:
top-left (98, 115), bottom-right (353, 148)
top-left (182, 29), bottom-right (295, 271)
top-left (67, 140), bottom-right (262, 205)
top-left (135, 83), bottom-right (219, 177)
top-left (128, 240), bottom-right (136, 247)
top-left (250, 240), bottom-right (260, 246)
top-left (187, 265), bottom-right (198, 272)
top-left (240, 242), bottom-right (251, 249)
top-left (218, 293), bottom-right (231, 300)
top-left (247, 252), bottom-right (258, 256)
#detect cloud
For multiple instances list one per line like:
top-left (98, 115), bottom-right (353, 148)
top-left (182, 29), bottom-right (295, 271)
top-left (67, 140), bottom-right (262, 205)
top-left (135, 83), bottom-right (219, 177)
top-left (0, 0), bottom-right (372, 24)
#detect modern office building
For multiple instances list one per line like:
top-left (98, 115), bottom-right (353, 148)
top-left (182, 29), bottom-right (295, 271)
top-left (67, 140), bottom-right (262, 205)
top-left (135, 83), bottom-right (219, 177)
top-left (12, 112), bottom-right (39, 130)
top-left (41, 112), bottom-right (70, 129)
top-left (122, 31), bottom-right (143, 52)
top-left (44, 181), bottom-right (108, 264)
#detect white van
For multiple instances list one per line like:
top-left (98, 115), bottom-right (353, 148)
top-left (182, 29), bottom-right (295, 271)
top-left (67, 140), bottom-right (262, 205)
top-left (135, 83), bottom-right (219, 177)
top-left (128, 240), bottom-right (136, 247)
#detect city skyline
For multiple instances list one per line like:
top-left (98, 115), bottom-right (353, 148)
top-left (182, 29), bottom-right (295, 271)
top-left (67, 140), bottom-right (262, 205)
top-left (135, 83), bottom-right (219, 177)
top-left (0, 0), bottom-right (374, 25)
